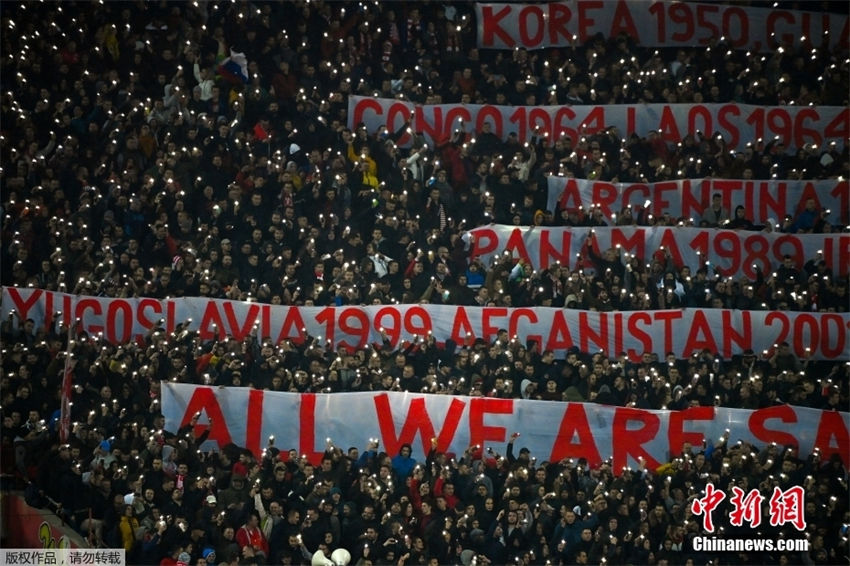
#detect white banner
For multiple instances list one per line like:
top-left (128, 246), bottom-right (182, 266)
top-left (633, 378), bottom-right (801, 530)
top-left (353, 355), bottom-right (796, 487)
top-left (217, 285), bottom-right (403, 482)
top-left (475, 2), bottom-right (849, 52)
top-left (348, 96), bottom-right (850, 151)
top-left (4, 288), bottom-right (849, 360)
top-left (161, 384), bottom-right (850, 472)
top-left (545, 177), bottom-right (850, 226)
top-left (468, 224), bottom-right (849, 279)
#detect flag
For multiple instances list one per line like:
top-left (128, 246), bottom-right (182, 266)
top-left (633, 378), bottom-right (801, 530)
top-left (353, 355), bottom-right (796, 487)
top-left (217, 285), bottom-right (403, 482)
top-left (59, 325), bottom-right (73, 443)
top-left (218, 48), bottom-right (249, 85)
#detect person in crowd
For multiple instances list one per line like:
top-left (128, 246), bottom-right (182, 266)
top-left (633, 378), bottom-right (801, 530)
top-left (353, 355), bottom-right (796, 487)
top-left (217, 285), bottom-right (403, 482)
top-left (0, 2), bottom-right (847, 565)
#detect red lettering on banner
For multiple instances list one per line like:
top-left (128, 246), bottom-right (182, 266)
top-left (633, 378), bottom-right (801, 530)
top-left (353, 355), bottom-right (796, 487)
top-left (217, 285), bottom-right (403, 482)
top-left (578, 107), bottom-right (605, 136)
top-left (658, 106), bottom-right (682, 143)
top-left (44, 290), bottom-right (55, 329)
top-left (613, 312), bottom-right (624, 355)
top-left (721, 310), bottom-right (751, 358)
top-left (546, 310), bottom-right (574, 352)
top-left (830, 180), bottom-right (848, 223)
top-left (223, 302), bottom-right (260, 341)
top-left (824, 108), bottom-right (849, 142)
top-left (794, 108), bottom-right (821, 148)
top-left (609, 0), bottom-right (638, 38)
top-left (470, 228), bottom-right (498, 259)
top-left (790, 314), bottom-right (818, 356)
top-left (245, 389), bottom-right (264, 457)
top-left (768, 110), bottom-right (793, 152)
top-left (626, 106), bottom-right (635, 137)
top-left (180, 386), bottom-right (233, 448)
top-left (612, 407), bottom-right (661, 470)
top-left (445, 107), bottom-right (472, 132)
top-left (819, 313), bottom-right (846, 359)
top-left (763, 311), bottom-right (790, 351)
top-left (558, 178), bottom-right (582, 211)
top-left (758, 181), bottom-right (785, 223)
top-left (476, 106), bottom-right (504, 138)
top-left (503, 228), bottom-right (533, 265)
top-left (626, 312), bottom-right (653, 360)
top-left (154, 384), bottom-right (850, 478)
top-left (298, 393), bottom-right (324, 464)
top-left (518, 5), bottom-right (545, 46)
top-left (529, 108), bottom-right (552, 141)
top-left (374, 394), bottom-right (466, 456)
top-left (550, 403), bottom-right (602, 465)
top-left (722, 8), bottom-right (749, 48)
top-left (106, 300), bottom-right (132, 343)
top-left (668, 3), bottom-right (694, 43)
top-left (746, 107), bottom-right (765, 143)
top-left (767, 10), bottom-right (795, 47)
top-left (61, 295), bottom-right (72, 327)
top-left (711, 179), bottom-right (739, 211)
top-left (578, 312), bottom-right (608, 353)
top-left (688, 105), bottom-right (712, 137)
top-left (611, 227), bottom-right (645, 259)
top-left (622, 183), bottom-right (649, 209)
top-left (6, 288), bottom-right (43, 322)
top-left (351, 98), bottom-right (383, 133)
top-left (138, 298), bottom-right (163, 331)
top-left (577, 1), bottom-right (603, 44)
top-left (389, 103), bottom-right (414, 146)
top-left (540, 230), bottom-right (572, 267)
top-left (508, 309), bottom-right (538, 339)
top-left (375, 307), bottom-right (402, 345)
top-left (657, 229), bottom-right (685, 268)
top-left (796, 181), bottom-right (822, 215)
top-left (77, 299), bottom-right (103, 334)
top-left (509, 107), bottom-right (527, 144)
top-left (199, 302), bottom-right (226, 340)
top-left (840, 18), bottom-right (850, 50)
top-left (416, 106), bottom-right (444, 145)
top-left (655, 311), bottom-right (684, 355)
top-left (669, 407), bottom-right (714, 456)
top-left (718, 105), bottom-right (740, 148)
top-left (813, 411), bottom-right (849, 465)
top-left (653, 181), bottom-right (678, 216)
top-left (742, 181), bottom-right (756, 217)
top-left (165, 300), bottom-right (176, 334)
top-left (338, 307), bottom-right (370, 350)
top-left (683, 310), bottom-right (719, 355)
top-left (482, 308), bottom-right (507, 343)
top-left (680, 179), bottom-right (702, 220)
top-left (469, 398), bottom-right (512, 451)
top-left (548, 3), bottom-right (572, 45)
top-left (404, 306), bottom-right (432, 338)
top-left (591, 181), bottom-right (617, 216)
top-left (800, 13), bottom-right (814, 49)
top-left (648, 2), bottom-right (665, 43)
top-left (553, 107), bottom-right (578, 141)
top-left (823, 236), bottom-right (850, 276)
top-left (275, 307), bottom-right (307, 344)
top-left (748, 405), bottom-right (798, 449)
top-left (450, 307), bottom-right (476, 344)
top-left (481, 5), bottom-right (514, 48)
top-left (316, 308), bottom-right (335, 347)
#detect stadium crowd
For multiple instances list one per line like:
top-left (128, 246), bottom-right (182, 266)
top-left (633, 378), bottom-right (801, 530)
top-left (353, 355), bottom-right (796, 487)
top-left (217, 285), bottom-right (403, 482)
top-left (0, 1), bottom-right (848, 565)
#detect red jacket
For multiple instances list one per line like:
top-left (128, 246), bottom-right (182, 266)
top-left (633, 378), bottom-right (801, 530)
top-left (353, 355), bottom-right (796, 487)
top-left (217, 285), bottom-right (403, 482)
top-left (236, 524), bottom-right (269, 557)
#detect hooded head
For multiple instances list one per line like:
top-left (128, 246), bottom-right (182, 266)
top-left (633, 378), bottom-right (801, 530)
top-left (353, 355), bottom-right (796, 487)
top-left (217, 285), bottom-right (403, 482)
top-left (520, 379), bottom-right (535, 399)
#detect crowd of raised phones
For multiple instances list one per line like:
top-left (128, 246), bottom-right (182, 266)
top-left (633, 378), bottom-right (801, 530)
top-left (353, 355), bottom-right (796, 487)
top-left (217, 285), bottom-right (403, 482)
top-left (0, 1), bottom-right (848, 565)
